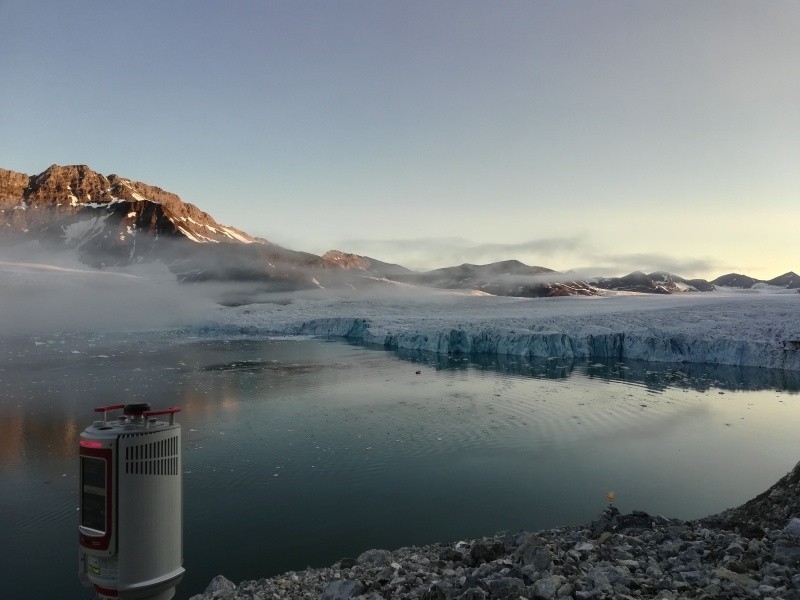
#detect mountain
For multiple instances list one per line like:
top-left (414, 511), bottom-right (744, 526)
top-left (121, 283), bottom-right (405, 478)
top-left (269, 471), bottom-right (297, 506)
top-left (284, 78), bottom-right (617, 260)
top-left (711, 273), bottom-right (763, 289)
top-left (766, 272), bottom-right (800, 289)
top-left (405, 260), bottom-right (553, 287)
top-left (710, 272), bottom-right (800, 290)
top-left (1, 165), bottom-right (258, 258)
top-left (0, 164), bottom-right (329, 291)
top-left (321, 250), bottom-right (413, 277)
top-left (0, 165), bottom-right (446, 299)
top-left (595, 271), bottom-right (715, 294)
top-left (3, 164), bottom-right (795, 301)
top-left (392, 260), bottom-right (603, 298)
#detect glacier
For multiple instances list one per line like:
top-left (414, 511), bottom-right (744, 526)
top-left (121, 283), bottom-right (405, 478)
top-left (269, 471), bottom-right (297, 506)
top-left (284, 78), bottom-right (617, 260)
top-left (202, 288), bottom-right (800, 372)
top-left (2, 257), bottom-right (798, 371)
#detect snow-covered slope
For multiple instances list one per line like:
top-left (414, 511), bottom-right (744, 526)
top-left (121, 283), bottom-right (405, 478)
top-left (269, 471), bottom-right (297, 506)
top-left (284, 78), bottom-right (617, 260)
top-left (203, 290), bottom-right (800, 371)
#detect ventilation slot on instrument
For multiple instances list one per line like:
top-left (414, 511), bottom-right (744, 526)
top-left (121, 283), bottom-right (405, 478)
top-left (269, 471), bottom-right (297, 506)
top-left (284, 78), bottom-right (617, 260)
top-left (124, 436), bottom-right (179, 475)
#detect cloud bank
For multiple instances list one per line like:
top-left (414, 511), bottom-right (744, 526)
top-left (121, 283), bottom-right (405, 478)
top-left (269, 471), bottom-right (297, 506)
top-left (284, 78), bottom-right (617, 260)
top-left (335, 237), bottom-right (724, 279)
top-left (336, 236), bottom-right (588, 272)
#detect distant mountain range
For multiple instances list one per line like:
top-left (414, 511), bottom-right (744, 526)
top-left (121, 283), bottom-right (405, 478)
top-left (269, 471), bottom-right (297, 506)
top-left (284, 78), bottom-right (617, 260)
top-left (2, 164), bottom-right (798, 302)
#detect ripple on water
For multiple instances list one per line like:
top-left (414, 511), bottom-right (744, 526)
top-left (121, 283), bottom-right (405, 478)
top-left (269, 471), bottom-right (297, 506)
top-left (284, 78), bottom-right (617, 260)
top-left (182, 360), bottom-right (708, 499)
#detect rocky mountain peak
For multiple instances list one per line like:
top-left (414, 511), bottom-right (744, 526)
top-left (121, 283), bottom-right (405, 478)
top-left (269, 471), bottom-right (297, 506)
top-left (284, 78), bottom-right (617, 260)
top-left (322, 250), bottom-right (372, 271)
top-left (321, 249), bottom-right (413, 277)
top-left (107, 174), bottom-right (182, 211)
top-left (1, 163), bottom-right (260, 267)
top-left (25, 164), bottom-right (112, 207)
top-left (0, 168), bottom-right (29, 205)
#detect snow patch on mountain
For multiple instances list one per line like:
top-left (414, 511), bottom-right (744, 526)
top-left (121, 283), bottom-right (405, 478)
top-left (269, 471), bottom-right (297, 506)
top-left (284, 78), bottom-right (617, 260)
top-left (222, 227), bottom-right (254, 244)
top-left (63, 212), bottom-right (112, 246)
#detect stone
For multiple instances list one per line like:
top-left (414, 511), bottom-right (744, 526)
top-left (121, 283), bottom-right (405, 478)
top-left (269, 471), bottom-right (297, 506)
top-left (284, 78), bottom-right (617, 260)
top-left (666, 525), bottom-right (690, 537)
top-left (457, 587), bottom-right (487, 600)
top-left (422, 581), bottom-right (452, 600)
top-left (679, 570), bottom-right (704, 584)
top-left (784, 518), bottom-right (800, 538)
top-left (469, 540), bottom-right (505, 564)
top-left (205, 575), bottom-right (236, 594)
top-left (376, 566), bottom-right (394, 583)
top-left (556, 582), bottom-right (574, 598)
top-left (587, 566), bottom-right (614, 593)
top-left (714, 567), bottom-right (758, 591)
top-left (773, 539), bottom-right (800, 566)
top-left (441, 547), bottom-right (467, 563)
top-left (615, 510), bottom-right (653, 531)
top-left (590, 506), bottom-right (620, 537)
top-left (604, 565), bottom-right (632, 588)
top-left (513, 534), bottom-right (546, 565)
top-left (356, 549), bottom-right (393, 567)
top-left (485, 577), bottom-right (526, 599)
top-left (320, 579), bottom-right (365, 600)
top-left (532, 576), bottom-right (560, 599)
top-left (532, 547), bottom-right (554, 570)
top-left (740, 523), bottom-right (766, 539)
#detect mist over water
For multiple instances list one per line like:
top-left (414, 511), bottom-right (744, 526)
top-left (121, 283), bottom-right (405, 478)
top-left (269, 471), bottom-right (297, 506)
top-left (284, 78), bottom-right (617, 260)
top-left (0, 246), bottom-right (218, 335)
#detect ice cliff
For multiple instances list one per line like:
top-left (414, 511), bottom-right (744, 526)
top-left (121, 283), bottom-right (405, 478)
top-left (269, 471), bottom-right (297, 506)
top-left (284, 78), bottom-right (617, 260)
top-left (204, 290), bottom-right (800, 371)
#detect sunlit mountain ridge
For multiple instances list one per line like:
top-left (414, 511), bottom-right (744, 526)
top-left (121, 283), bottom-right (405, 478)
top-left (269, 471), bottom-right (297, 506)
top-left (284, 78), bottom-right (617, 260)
top-left (2, 164), bottom-right (797, 300)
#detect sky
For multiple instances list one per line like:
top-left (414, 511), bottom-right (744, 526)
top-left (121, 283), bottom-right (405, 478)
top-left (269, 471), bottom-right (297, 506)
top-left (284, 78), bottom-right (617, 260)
top-left (1, 1), bottom-right (798, 279)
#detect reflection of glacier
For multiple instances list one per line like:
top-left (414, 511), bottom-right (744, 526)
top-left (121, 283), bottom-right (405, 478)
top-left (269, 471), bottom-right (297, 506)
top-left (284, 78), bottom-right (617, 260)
top-left (386, 349), bottom-right (800, 393)
top-left (199, 291), bottom-right (800, 373)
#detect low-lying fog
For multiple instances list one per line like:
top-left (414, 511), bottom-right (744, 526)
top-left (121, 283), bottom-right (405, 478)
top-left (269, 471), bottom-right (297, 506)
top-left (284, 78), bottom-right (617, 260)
top-left (0, 246), bottom-right (218, 335)
top-left (0, 246), bottom-right (483, 335)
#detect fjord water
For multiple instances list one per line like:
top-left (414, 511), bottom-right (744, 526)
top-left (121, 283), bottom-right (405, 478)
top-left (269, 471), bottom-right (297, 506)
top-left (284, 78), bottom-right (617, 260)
top-left (1, 334), bottom-right (799, 599)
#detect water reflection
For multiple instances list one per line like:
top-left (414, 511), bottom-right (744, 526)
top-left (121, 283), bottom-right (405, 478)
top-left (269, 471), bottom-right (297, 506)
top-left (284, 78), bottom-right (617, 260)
top-left (388, 345), bottom-right (800, 393)
top-left (0, 334), bottom-right (357, 471)
top-left (0, 413), bottom-right (24, 468)
top-left (2, 333), bottom-right (798, 474)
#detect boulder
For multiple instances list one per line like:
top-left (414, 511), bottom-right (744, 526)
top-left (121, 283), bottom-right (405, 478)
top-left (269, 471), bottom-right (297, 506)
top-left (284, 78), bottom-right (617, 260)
top-left (320, 579), bottom-right (365, 600)
top-left (356, 549), bottom-right (393, 567)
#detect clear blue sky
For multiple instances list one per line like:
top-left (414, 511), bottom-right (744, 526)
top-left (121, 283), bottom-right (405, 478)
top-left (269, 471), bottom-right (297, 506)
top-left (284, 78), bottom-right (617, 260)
top-left (1, 1), bottom-right (798, 278)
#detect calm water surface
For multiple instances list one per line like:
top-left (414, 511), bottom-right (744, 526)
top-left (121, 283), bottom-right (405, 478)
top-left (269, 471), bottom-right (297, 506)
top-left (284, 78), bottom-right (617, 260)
top-left (1, 332), bottom-right (799, 599)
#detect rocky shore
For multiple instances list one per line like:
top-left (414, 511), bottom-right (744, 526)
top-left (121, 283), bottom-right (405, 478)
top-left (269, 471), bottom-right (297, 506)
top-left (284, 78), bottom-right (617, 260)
top-left (190, 462), bottom-right (800, 600)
